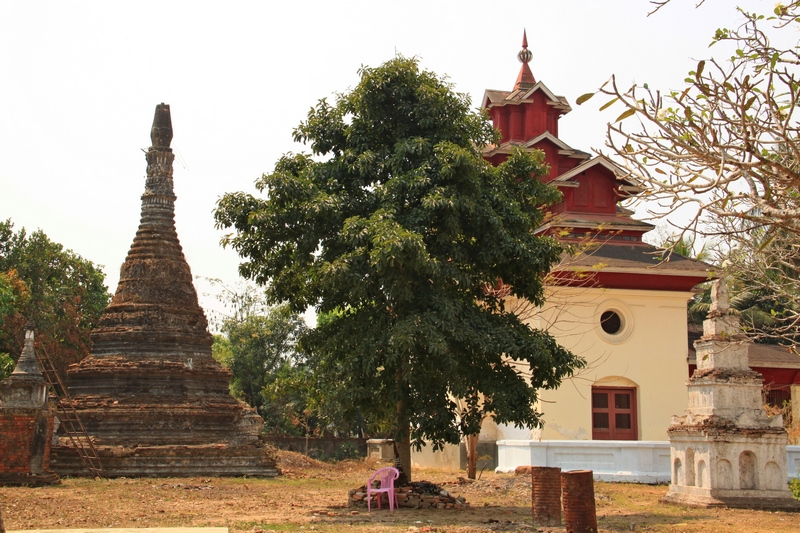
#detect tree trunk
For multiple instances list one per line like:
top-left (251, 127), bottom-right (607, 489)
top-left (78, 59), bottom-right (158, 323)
top-left (395, 399), bottom-right (412, 483)
top-left (397, 425), bottom-right (412, 484)
top-left (465, 433), bottom-right (478, 479)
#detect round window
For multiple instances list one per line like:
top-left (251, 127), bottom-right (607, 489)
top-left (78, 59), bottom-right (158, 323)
top-left (596, 301), bottom-right (633, 343)
top-left (600, 310), bottom-right (623, 335)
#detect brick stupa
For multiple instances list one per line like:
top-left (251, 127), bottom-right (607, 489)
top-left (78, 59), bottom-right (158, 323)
top-left (51, 104), bottom-right (278, 477)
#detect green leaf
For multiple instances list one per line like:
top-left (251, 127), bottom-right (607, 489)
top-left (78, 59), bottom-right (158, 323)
top-left (599, 97), bottom-right (619, 111)
top-left (614, 108), bottom-right (636, 122)
top-left (576, 92), bottom-right (596, 105)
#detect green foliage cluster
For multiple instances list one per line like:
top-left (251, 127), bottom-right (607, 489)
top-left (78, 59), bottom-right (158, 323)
top-left (790, 477), bottom-right (800, 501)
top-left (213, 302), bottom-right (306, 420)
top-left (0, 219), bottom-right (110, 379)
top-left (211, 282), bottom-right (368, 439)
top-left (215, 56), bottom-right (583, 455)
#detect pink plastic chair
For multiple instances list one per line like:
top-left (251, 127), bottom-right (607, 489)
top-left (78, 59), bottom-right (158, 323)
top-left (366, 466), bottom-right (400, 512)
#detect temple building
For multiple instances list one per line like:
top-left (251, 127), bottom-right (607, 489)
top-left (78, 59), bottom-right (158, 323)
top-left (410, 30), bottom-right (799, 475)
top-left (413, 34), bottom-right (716, 471)
top-left (50, 104), bottom-right (278, 477)
top-left (482, 31), bottom-right (713, 444)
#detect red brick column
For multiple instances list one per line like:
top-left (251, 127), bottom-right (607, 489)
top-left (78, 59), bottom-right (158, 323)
top-left (0, 415), bottom-right (36, 475)
top-left (531, 466), bottom-right (561, 526)
top-left (561, 470), bottom-right (597, 533)
top-left (0, 411), bottom-right (58, 485)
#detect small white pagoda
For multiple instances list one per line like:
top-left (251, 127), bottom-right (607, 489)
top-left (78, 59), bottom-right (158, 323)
top-left (664, 279), bottom-right (799, 509)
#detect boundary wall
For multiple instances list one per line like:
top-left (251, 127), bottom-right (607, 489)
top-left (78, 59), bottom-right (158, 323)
top-left (497, 440), bottom-right (800, 483)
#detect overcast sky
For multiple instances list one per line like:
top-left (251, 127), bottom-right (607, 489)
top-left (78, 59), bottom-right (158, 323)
top-left (0, 0), bottom-right (771, 323)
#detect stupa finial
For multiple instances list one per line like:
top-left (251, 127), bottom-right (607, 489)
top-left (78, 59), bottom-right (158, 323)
top-left (10, 319), bottom-right (43, 378)
top-left (514, 29), bottom-right (536, 90)
top-left (518, 29), bottom-right (532, 64)
top-left (150, 103), bottom-right (173, 150)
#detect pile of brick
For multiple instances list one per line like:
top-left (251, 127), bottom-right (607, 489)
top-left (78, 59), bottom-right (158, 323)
top-left (349, 480), bottom-right (470, 510)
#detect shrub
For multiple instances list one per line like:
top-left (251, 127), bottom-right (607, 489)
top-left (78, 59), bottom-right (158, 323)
top-left (790, 477), bottom-right (800, 501)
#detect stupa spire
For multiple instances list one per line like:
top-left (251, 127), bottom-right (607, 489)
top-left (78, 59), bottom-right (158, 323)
top-left (514, 29), bottom-right (536, 90)
top-left (10, 323), bottom-right (44, 379)
top-left (88, 102), bottom-right (210, 359)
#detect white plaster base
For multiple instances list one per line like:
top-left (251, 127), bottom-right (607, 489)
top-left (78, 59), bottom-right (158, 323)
top-left (497, 440), bottom-right (800, 485)
top-left (496, 440), bottom-right (671, 483)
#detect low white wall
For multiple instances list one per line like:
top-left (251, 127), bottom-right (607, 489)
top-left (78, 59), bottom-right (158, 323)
top-left (498, 441), bottom-right (800, 484)
top-left (496, 440), bottom-right (671, 483)
top-left (788, 445), bottom-right (800, 478)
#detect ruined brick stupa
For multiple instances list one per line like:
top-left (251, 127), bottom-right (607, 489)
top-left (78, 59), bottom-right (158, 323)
top-left (664, 279), bottom-right (798, 509)
top-left (0, 327), bottom-right (59, 486)
top-left (51, 104), bottom-right (278, 477)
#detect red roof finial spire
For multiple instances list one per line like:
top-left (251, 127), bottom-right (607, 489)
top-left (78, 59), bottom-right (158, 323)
top-left (514, 28), bottom-right (536, 90)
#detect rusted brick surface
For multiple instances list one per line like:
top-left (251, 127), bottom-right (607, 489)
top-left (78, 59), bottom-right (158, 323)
top-left (561, 469), bottom-right (597, 533)
top-left (531, 466), bottom-right (561, 527)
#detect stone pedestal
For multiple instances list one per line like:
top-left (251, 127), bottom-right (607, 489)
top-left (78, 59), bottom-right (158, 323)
top-left (664, 280), bottom-right (799, 509)
top-left (0, 329), bottom-right (59, 486)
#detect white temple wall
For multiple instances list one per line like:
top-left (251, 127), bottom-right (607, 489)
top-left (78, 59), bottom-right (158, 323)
top-left (497, 440), bottom-right (800, 484)
top-left (509, 286), bottom-right (695, 442)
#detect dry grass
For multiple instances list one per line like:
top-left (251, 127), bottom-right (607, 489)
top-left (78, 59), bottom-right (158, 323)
top-left (0, 451), bottom-right (798, 533)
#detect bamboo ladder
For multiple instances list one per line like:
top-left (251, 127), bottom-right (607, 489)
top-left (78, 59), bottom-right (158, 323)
top-left (35, 343), bottom-right (106, 478)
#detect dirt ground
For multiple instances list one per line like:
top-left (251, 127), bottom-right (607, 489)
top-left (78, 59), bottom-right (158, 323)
top-left (1, 451), bottom-right (798, 533)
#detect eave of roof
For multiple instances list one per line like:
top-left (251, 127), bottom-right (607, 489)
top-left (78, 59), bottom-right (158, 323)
top-left (552, 155), bottom-right (641, 190)
top-left (555, 241), bottom-right (714, 276)
top-left (482, 82), bottom-right (571, 113)
top-left (538, 211), bottom-right (656, 233)
top-left (482, 132), bottom-right (591, 159)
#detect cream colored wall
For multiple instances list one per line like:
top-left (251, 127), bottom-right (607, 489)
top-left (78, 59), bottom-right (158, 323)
top-left (509, 286), bottom-right (695, 442)
top-left (411, 416), bottom-right (498, 470)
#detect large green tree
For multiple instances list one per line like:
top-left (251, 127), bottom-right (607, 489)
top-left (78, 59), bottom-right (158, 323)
top-left (0, 220), bottom-right (110, 378)
top-left (215, 57), bottom-right (583, 478)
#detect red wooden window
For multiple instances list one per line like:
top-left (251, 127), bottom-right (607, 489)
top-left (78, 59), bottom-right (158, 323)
top-left (591, 387), bottom-right (638, 440)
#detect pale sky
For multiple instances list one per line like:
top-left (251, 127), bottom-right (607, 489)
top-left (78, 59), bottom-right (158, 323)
top-left (0, 0), bottom-right (771, 323)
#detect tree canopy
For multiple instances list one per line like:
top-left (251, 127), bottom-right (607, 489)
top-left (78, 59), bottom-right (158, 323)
top-left (580, 2), bottom-right (800, 349)
top-left (0, 219), bottom-right (110, 378)
top-left (215, 56), bottom-right (583, 477)
top-left (210, 283), bottom-right (363, 440)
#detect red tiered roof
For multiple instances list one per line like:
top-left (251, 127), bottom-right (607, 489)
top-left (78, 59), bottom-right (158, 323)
top-left (482, 33), bottom-right (713, 292)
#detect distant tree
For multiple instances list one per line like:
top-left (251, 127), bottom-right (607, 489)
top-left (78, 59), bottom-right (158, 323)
top-left (215, 56), bottom-right (583, 479)
top-left (0, 220), bottom-right (110, 377)
top-left (0, 270), bottom-right (27, 379)
top-left (216, 301), bottom-right (307, 419)
top-left (579, 3), bottom-right (800, 350)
